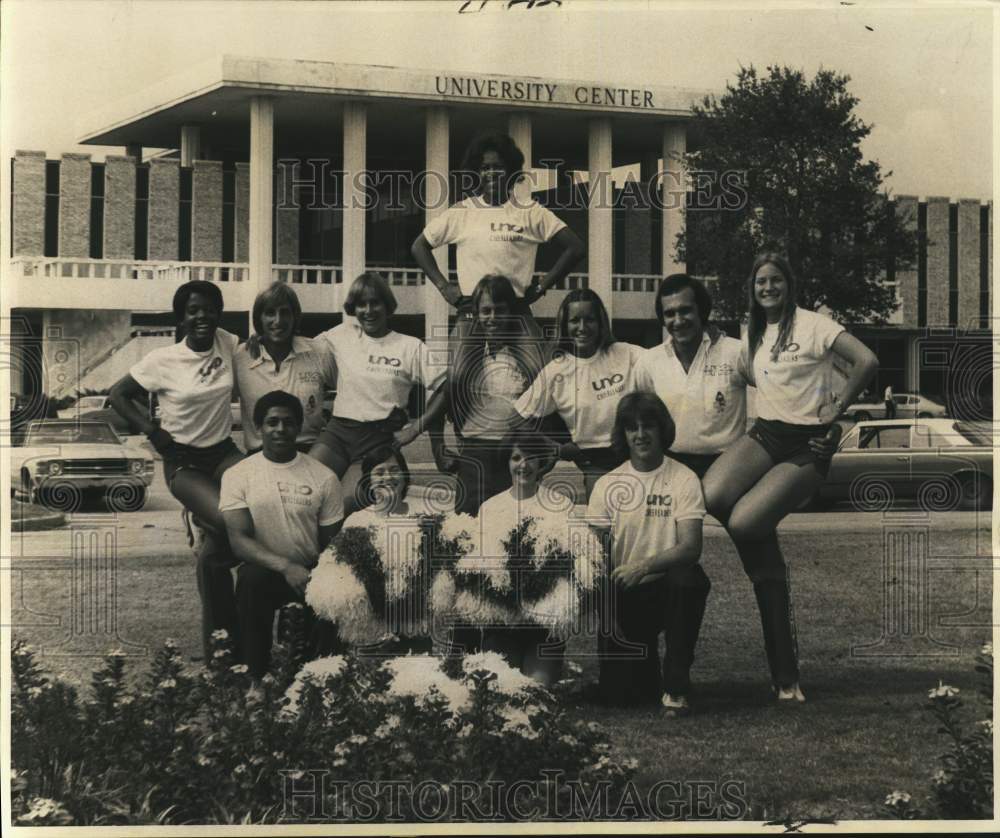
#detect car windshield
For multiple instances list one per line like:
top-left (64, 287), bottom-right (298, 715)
top-left (26, 423), bottom-right (120, 445)
top-left (953, 421), bottom-right (993, 446)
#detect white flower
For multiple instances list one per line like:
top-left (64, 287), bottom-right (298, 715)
top-left (559, 734), bottom-right (578, 747)
top-left (499, 706), bottom-right (539, 739)
top-left (462, 652), bottom-right (536, 695)
top-left (928, 681), bottom-right (960, 699)
top-left (981, 642), bottom-right (993, 657)
top-left (932, 769), bottom-right (950, 786)
top-left (384, 655), bottom-right (471, 714)
top-left (234, 764), bottom-right (247, 776)
top-left (197, 754), bottom-right (212, 767)
top-left (210, 629), bottom-right (229, 641)
top-left (347, 734), bottom-right (368, 746)
top-left (229, 664), bottom-right (249, 675)
top-left (374, 714), bottom-right (402, 738)
top-left (212, 649), bottom-right (228, 659)
top-left (332, 757), bottom-right (346, 767)
top-left (283, 656), bottom-right (348, 714)
top-left (157, 678), bottom-right (177, 690)
top-left (884, 791), bottom-right (911, 806)
top-left (979, 719), bottom-right (993, 734)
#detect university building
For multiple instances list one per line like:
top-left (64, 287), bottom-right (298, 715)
top-left (7, 56), bottom-right (993, 418)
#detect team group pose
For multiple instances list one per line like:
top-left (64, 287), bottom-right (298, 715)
top-left (112, 134), bottom-right (877, 712)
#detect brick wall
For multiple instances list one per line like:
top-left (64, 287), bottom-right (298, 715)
top-left (103, 155), bottom-right (136, 259)
top-left (57, 153), bottom-right (91, 258)
top-left (13, 151), bottom-right (45, 256)
top-left (192, 160), bottom-right (223, 261)
top-left (148, 158), bottom-right (180, 260)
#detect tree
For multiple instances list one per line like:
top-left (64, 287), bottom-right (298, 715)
top-left (679, 65), bottom-right (917, 324)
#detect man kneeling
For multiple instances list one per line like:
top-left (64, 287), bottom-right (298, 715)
top-left (586, 392), bottom-right (710, 715)
top-left (220, 390), bottom-right (344, 678)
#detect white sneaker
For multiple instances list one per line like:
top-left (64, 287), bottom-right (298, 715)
top-left (775, 683), bottom-right (806, 703)
top-left (661, 692), bottom-right (691, 717)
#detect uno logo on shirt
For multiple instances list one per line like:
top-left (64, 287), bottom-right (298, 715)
top-left (197, 356), bottom-right (226, 384)
top-left (278, 481), bottom-right (314, 507)
top-left (490, 222), bottom-right (525, 243)
top-left (369, 355), bottom-right (402, 367)
top-left (592, 373), bottom-right (626, 401)
top-left (774, 340), bottom-right (801, 362)
top-left (646, 493), bottom-right (673, 518)
top-left (297, 371), bottom-right (321, 384)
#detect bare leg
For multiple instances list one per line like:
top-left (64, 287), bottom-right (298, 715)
top-left (308, 440), bottom-right (352, 481)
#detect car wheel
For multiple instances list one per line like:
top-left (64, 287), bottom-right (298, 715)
top-left (853, 411), bottom-right (871, 422)
top-left (105, 482), bottom-right (148, 513)
top-left (958, 473), bottom-right (992, 511)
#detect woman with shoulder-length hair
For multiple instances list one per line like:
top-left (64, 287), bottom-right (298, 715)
top-left (412, 273), bottom-right (547, 514)
top-left (701, 252), bottom-right (878, 702)
top-left (109, 279), bottom-right (244, 659)
top-left (235, 282), bottom-right (337, 455)
top-left (513, 287), bottom-right (645, 501)
top-left (311, 271), bottom-right (442, 480)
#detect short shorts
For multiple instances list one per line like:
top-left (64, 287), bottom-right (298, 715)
top-left (747, 418), bottom-right (833, 476)
top-left (162, 437), bottom-right (242, 486)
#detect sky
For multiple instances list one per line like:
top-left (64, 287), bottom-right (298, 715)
top-left (0, 0), bottom-right (994, 200)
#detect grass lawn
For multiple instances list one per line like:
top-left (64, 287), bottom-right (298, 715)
top-left (12, 524), bottom-right (992, 821)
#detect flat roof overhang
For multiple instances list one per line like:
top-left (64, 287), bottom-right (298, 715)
top-left (77, 55), bottom-right (714, 167)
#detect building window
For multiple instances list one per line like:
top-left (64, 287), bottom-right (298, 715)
top-left (980, 204), bottom-right (990, 329)
top-left (948, 202), bottom-right (958, 327)
top-left (178, 167), bottom-right (192, 261)
top-left (222, 164), bottom-right (235, 264)
top-left (44, 160), bottom-right (59, 257)
top-left (89, 163), bottom-right (105, 259)
top-left (135, 164), bottom-right (149, 260)
top-left (917, 201), bottom-right (927, 327)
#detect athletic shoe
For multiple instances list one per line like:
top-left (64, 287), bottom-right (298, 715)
top-left (660, 692), bottom-right (691, 717)
top-left (774, 682), bottom-right (806, 703)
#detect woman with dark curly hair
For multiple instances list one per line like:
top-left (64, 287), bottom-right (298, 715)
top-left (109, 279), bottom-right (243, 659)
top-left (411, 132), bottom-right (584, 351)
top-left (702, 252), bottom-right (878, 703)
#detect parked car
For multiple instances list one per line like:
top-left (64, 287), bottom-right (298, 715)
top-left (11, 419), bottom-right (155, 511)
top-left (846, 393), bottom-right (948, 422)
top-left (57, 395), bottom-right (111, 419)
top-left (808, 419), bottom-right (992, 511)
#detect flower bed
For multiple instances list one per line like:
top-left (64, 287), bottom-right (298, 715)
top-left (11, 633), bottom-right (634, 825)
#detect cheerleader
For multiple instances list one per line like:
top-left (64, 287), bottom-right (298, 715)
top-left (513, 288), bottom-right (643, 501)
top-left (109, 280), bottom-right (243, 659)
top-left (702, 253), bottom-right (878, 702)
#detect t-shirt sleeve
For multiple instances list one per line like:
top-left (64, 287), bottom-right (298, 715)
top-left (811, 311), bottom-right (846, 355)
top-left (218, 466), bottom-right (249, 513)
top-left (673, 467), bottom-right (706, 522)
top-left (318, 472), bottom-right (345, 526)
top-left (632, 353), bottom-right (654, 393)
top-left (526, 201), bottom-right (567, 242)
top-left (513, 363), bottom-right (556, 420)
top-left (316, 341), bottom-right (338, 389)
top-left (422, 206), bottom-right (462, 248)
top-left (414, 339), bottom-right (445, 393)
top-left (129, 348), bottom-right (163, 393)
top-left (585, 475), bottom-right (613, 528)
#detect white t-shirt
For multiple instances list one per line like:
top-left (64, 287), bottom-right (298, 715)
top-left (234, 336), bottom-right (337, 450)
top-left (477, 486), bottom-right (575, 534)
top-left (421, 196), bottom-right (567, 296)
top-left (318, 323), bottom-right (442, 423)
top-left (634, 334), bottom-right (748, 455)
top-left (750, 308), bottom-right (845, 426)
top-left (219, 452), bottom-right (343, 568)
top-left (460, 345), bottom-right (532, 440)
top-left (586, 458), bottom-right (705, 571)
top-left (514, 342), bottom-right (645, 449)
top-left (130, 329), bottom-right (238, 447)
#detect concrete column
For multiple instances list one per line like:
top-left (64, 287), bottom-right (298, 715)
top-left (957, 199), bottom-right (982, 331)
top-left (342, 102), bottom-right (367, 284)
top-left (180, 125), bottom-right (201, 167)
top-left (925, 197), bottom-right (950, 327)
top-left (508, 112), bottom-right (532, 192)
top-left (894, 196), bottom-right (919, 328)
top-left (249, 96), bottom-right (274, 295)
top-left (588, 118), bottom-right (613, 317)
top-left (662, 124), bottom-right (686, 275)
top-left (147, 159), bottom-right (180, 261)
top-left (13, 150), bottom-right (46, 257)
top-left (58, 153), bottom-right (92, 258)
top-left (234, 162), bottom-right (250, 263)
top-left (424, 106), bottom-right (451, 347)
top-left (191, 160), bottom-right (223, 262)
top-left (103, 155), bottom-right (136, 259)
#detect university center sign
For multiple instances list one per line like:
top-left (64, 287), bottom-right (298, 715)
top-left (435, 74), bottom-right (656, 109)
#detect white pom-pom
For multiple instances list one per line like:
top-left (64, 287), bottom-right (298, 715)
top-left (524, 577), bottom-right (578, 637)
top-left (305, 559), bottom-right (383, 645)
top-left (430, 571), bottom-right (456, 616)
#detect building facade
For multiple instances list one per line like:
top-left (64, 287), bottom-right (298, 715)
top-left (6, 56), bottom-right (993, 418)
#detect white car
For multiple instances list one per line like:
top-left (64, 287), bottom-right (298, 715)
top-left (847, 393), bottom-right (948, 422)
top-left (12, 420), bottom-right (155, 511)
